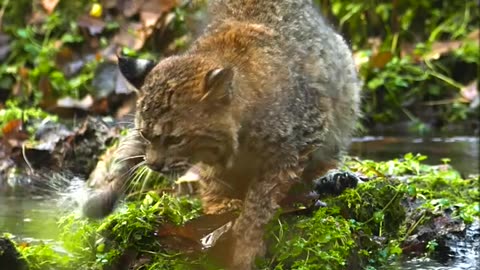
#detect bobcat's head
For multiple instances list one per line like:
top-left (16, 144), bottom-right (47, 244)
top-left (119, 55), bottom-right (239, 176)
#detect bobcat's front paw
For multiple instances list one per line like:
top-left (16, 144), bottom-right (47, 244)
top-left (82, 185), bottom-right (119, 219)
top-left (313, 169), bottom-right (362, 197)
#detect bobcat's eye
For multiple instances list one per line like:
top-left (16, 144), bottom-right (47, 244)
top-left (164, 135), bottom-right (184, 146)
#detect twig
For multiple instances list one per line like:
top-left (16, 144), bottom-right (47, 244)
top-left (22, 143), bottom-right (34, 173)
top-left (425, 59), bottom-right (464, 90)
top-left (0, 0), bottom-right (10, 32)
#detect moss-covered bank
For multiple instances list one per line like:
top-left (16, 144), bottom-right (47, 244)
top-left (4, 154), bottom-right (479, 269)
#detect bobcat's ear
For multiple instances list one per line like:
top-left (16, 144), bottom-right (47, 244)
top-left (201, 67), bottom-right (234, 103)
top-left (118, 55), bottom-right (156, 90)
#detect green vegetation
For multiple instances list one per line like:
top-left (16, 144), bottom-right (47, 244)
top-left (1, 1), bottom-right (96, 103)
top-left (7, 154), bottom-right (478, 269)
top-left (317, 0), bottom-right (479, 131)
top-left (8, 193), bottom-right (204, 270)
top-left (0, 0), bottom-right (478, 135)
top-left (0, 0), bottom-right (189, 133)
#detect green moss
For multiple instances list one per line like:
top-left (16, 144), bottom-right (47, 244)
top-left (261, 153), bottom-right (477, 269)
top-left (261, 174), bottom-right (406, 269)
top-left (330, 178), bottom-right (406, 237)
top-left (12, 193), bottom-right (202, 270)
top-left (17, 242), bottom-right (71, 270)
top-left (262, 208), bottom-right (356, 270)
top-left (12, 154), bottom-right (479, 269)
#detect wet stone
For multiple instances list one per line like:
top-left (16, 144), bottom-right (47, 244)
top-left (0, 237), bottom-right (28, 270)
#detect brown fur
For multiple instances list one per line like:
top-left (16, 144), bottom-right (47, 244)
top-left (83, 1), bottom-right (361, 269)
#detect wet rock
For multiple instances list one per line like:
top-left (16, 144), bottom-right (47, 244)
top-left (0, 117), bottom-right (120, 195)
top-left (0, 237), bottom-right (28, 270)
top-left (403, 213), bottom-right (468, 261)
top-left (92, 62), bottom-right (119, 98)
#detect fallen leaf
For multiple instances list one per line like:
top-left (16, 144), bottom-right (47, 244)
top-left (55, 46), bottom-right (75, 67)
top-left (92, 62), bottom-right (118, 98)
top-left (40, 0), bottom-right (60, 14)
top-left (78, 15), bottom-right (106, 35)
top-left (114, 67), bottom-right (133, 95)
top-left (200, 221), bottom-right (233, 249)
top-left (467, 29), bottom-right (479, 41)
top-left (89, 3), bottom-right (103, 18)
top-left (102, 0), bottom-right (118, 9)
top-left (91, 97), bottom-right (108, 113)
top-left (18, 67), bottom-right (29, 79)
top-left (28, 9), bottom-right (48, 25)
top-left (369, 51), bottom-right (393, 69)
top-left (113, 22), bottom-right (146, 50)
top-left (38, 76), bottom-right (57, 109)
top-left (123, 0), bottom-right (145, 17)
top-left (140, 11), bottom-right (163, 28)
top-left (114, 94), bottom-right (136, 119)
top-left (2, 120), bottom-right (23, 136)
top-left (155, 212), bottom-right (237, 252)
top-left (141, 0), bottom-right (178, 15)
top-left (424, 41), bottom-right (462, 61)
top-left (402, 30), bottom-right (479, 62)
top-left (56, 95), bottom-right (94, 110)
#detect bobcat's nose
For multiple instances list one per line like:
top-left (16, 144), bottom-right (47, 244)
top-left (146, 161), bottom-right (164, 172)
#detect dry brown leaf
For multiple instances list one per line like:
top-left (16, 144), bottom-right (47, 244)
top-left (140, 11), bottom-right (162, 28)
top-left (140, 0), bottom-right (178, 28)
top-left (78, 15), bottom-right (106, 35)
top-left (369, 51), bottom-right (393, 69)
top-left (123, 0), bottom-right (145, 17)
top-left (28, 10), bottom-right (48, 25)
top-left (40, 0), bottom-right (60, 14)
top-left (402, 30), bottom-right (479, 62)
top-left (142, 0), bottom-right (178, 14)
top-left (2, 120), bottom-right (22, 136)
top-left (101, 0), bottom-right (118, 9)
top-left (113, 22), bottom-right (146, 50)
top-left (55, 46), bottom-right (74, 66)
top-left (57, 95), bottom-right (94, 111)
top-left (38, 76), bottom-right (60, 110)
top-left (467, 29), bottom-right (479, 41)
top-left (424, 41), bottom-right (462, 61)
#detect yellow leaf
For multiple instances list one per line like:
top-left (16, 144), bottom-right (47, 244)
top-left (90, 3), bottom-right (103, 18)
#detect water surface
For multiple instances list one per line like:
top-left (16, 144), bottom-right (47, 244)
top-left (0, 196), bottom-right (62, 241)
top-left (350, 136), bottom-right (479, 176)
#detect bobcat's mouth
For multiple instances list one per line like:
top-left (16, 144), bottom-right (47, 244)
top-left (161, 162), bottom-right (190, 179)
top-left (176, 169), bottom-right (201, 183)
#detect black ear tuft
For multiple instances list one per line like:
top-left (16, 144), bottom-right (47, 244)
top-left (118, 55), bottom-right (156, 89)
top-left (202, 67), bottom-right (234, 103)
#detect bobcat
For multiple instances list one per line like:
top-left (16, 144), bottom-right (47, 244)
top-left (83, 0), bottom-right (361, 268)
